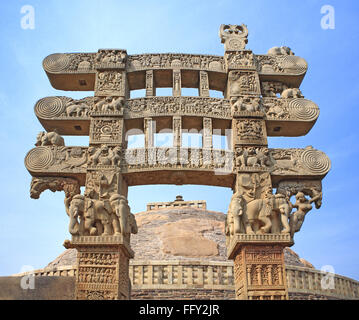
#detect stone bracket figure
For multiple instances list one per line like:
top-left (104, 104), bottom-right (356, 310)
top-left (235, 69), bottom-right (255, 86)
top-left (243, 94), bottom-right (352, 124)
top-left (289, 190), bottom-right (322, 237)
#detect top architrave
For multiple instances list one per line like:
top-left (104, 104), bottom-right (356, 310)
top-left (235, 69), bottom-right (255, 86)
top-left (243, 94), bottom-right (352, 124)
top-left (42, 52), bottom-right (307, 91)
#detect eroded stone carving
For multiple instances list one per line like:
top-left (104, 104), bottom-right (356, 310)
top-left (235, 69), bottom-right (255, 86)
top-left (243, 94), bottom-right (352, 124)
top-left (35, 130), bottom-right (65, 147)
top-left (95, 71), bottom-right (125, 96)
top-left (231, 96), bottom-right (262, 115)
top-left (128, 53), bottom-right (225, 72)
top-left (228, 71), bottom-right (260, 96)
top-left (225, 51), bottom-right (255, 70)
top-left (288, 191), bottom-right (321, 237)
top-left (91, 96), bottom-right (125, 115)
top-left (234, 119), bottom-right (267, 145)
top-left (267, 46), bottom-right (295, 56)
top-left (235, 147), bottom-right (273, 171)
top-left (219, 24), bottom-right (249, 51)
top-left (95, 49), bottom-right (127, 69)
top-left (90, 119), bottom-right (124, 144)
top-left (30, 176), bottom-right (80, 199)
top-left (281, 88), bottom-right (304, 99)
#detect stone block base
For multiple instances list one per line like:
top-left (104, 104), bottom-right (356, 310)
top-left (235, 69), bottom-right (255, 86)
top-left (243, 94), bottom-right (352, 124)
top-left (66, 236), bottom-right (134, 300)
top-left (227, 234), bottom-right (292, 300)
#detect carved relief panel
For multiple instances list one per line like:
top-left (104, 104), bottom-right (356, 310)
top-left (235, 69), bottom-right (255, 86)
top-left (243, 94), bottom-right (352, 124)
top-left (227, 70), bottom-right (261, 97)
top-left (95, 49), bottom-right (127, 70)
top-left (231, 95), bottom-right (263, 117)
top-left (232, 119), bottom-right (267, 146)
top-left (225, 51), bottom-right (256, 70)
top-left (199, 71), bottom-right (210, 97)
top-left (89, 118), bottom-right (125, 145)
top-left (145, 70), bottom-right (155, 97)
top-left (95, 71), bottom-right (127, 97)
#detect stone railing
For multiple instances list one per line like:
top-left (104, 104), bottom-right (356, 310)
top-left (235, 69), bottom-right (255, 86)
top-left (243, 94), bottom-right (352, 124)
top-left (130, 260), bottom-right (233, 290)
top-left (285, 265), bottom-right (359, 300)
top-left (147, 200), bottom-right (207, 211)
top-left (13, 261), bottom-right (359, 300)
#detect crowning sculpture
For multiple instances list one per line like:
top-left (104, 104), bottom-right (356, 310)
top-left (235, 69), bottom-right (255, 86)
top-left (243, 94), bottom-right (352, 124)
top-left (25, 24), bottom-right (330, 300)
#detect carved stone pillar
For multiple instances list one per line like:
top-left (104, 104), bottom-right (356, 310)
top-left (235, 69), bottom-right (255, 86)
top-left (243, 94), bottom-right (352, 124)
top-left (222, 34), bottom-right (292, 299)
top-left (203, 117), bottom-right (213, 148)
top-left (173, 116), bottom-right (182, 147)
top-left (199, 71), bottom-right (209, 97)
top-left (74, 49), bottom-right (136, 300)
top-left (145, 70), bottom-right (155, 97)
top-left (144, 117), bottom-right (155, 148)
top-left (228, 236), bottom-right (291, 300)
top-left (172, 69), bottom-right (181, 97)
top-left (69, 235), bottom-right (134, 300)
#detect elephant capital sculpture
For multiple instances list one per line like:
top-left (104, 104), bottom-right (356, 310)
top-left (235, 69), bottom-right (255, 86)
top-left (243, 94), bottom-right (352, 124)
top-left (83, 198), bottom-right (113, 236)
top-left (226, 189), bottom-right (293, 237)
top-left (109, 194), bottom-right (138, 241)
top-left (245, 193), bottom-right (292, 234)
top-left (65, 194), bottom-right (85, 236)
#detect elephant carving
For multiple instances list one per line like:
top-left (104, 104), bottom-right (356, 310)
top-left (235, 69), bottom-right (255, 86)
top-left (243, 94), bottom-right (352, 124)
top-left (65, 194), bottom-right (85, 236)
top-left (84, 199), bottom-right (113, 236)
top-left (35, 130), bottom-right (65, 147)
top-left (281, 88), bottom-right (303, 99)
top-left (109, 194), bottom-right (138, 241)
top-left (267, 46), bottom-right (295, 56)
top-left (245, 194), bottom-right (292, 234)
top-left (65, 102), bottom-right (89, 117)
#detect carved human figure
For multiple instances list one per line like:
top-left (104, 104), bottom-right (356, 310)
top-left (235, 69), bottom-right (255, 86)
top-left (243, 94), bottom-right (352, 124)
top-left (35, 130), bottom-right (65, 147)
top-left (289, 191), bottom-right (320, 237)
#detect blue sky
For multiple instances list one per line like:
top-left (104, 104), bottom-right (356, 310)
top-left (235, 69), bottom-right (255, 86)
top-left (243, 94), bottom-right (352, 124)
top-left (0, 0), bottom-right (359, 281)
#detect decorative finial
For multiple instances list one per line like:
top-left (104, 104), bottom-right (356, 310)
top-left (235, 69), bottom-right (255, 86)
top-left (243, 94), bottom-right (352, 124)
top-left (219, 24), bottom-right (249, 51)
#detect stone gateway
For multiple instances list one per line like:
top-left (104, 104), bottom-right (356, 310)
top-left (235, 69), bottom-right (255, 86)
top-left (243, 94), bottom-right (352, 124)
top-left (24, 24), bottom-right (330, 300)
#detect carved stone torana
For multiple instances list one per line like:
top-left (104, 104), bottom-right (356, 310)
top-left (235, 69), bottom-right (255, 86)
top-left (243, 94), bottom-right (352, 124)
top-left (26, 23), bottom-right (330, 300)
top-left (24, 146), bottom-right (331, 188)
